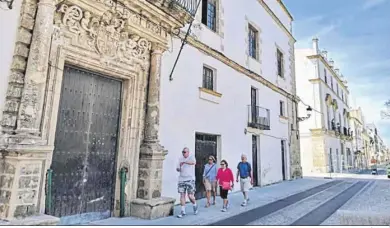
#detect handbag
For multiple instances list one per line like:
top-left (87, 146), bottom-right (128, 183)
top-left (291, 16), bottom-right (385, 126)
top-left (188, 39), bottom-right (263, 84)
top-left (222, 181), bottom-right (231, 190)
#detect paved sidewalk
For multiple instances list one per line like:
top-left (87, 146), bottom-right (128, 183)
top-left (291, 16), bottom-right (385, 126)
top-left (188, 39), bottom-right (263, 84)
top-left (91, 178), bottom-right (332, 226)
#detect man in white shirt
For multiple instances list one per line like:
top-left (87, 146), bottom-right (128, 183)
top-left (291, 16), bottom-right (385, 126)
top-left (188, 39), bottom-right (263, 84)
top-left (176, 147), bottom-right (198, 218)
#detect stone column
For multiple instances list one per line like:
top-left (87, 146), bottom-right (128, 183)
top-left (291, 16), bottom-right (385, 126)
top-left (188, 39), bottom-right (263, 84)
top-left (16, 0), bottom-right (55, 135)
top-left (0, 0), bottom-right (59, 224)
top-left (130, 44), bottom-right (175, 219)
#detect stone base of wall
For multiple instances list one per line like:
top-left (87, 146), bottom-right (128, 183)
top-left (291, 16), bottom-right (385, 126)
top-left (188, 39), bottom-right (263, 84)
top-left (130, 197), bottom-right (175, 220)
top-left (0, 214), bottom-right (59, 225)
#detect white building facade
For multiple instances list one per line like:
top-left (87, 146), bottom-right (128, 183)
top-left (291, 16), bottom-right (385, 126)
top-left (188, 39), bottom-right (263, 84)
top-left (295, 38), bottom-right (354, 175)
top-left (159, 0), bottom-right (300, 200)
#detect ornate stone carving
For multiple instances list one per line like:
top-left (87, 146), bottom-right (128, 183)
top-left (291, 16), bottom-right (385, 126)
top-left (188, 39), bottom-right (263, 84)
top-left (56, 4), bottom-right (152, 64)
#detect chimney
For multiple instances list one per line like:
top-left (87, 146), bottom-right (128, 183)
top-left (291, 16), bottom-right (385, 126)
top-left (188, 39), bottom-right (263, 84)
top-left (334, 68), bottom-right (340, 75)
top-left (312, 37), bottom-right (319, 54)
top-left (329, 58), bottom-right (334, 68)
top-left (321, 50), bottom-right (328, 59)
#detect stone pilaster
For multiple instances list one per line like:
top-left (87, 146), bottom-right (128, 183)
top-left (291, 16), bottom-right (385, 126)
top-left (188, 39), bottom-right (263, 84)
top-left (130, 44), bottom-right (175, 220)
top-left (16, 0), bottom-right (55, 134)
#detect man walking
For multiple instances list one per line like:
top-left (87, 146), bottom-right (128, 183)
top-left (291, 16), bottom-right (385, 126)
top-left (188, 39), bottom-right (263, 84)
top-left (236, 154), bottom-right (253, 206)
top-left (176, 147), bottom-right (198, 218)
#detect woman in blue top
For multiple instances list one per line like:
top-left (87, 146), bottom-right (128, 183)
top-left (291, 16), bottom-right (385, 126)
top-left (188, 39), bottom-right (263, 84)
top-left (203, 155), bottom-right (217, 207)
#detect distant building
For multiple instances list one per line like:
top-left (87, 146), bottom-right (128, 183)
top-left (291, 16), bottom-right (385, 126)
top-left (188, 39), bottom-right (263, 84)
top-left (295, 38), bottom-right (354, 174)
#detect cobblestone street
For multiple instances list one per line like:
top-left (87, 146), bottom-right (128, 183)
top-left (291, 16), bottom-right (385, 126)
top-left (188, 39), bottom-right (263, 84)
top-left (92, 176), bottom-right (390, 226)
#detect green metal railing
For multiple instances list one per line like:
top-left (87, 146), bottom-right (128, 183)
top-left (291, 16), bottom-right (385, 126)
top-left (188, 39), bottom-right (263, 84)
top-left (119, 167), bottom-right (127, 217)
top-left (45, 169), bottom-right (53, 215)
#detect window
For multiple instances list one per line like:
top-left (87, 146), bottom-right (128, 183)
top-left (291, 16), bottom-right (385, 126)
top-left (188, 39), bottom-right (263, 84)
top-left (279, 100), bottom-right (285, 116)
top-left (336, 84), bottom-right (339, 96)
top-left (202, 66), bottom-right (214, 91)
top-left (341, 91), bottom-right (344, 102)
top-left (201, 0), bottom-right (217, 32)
top-left (326, 107), bottom-right (330, 129)
top-left (324, 69), bottom-right (327, 83)
top-left (277, 49), bottom-right (284, 77)
top-left (248, 25), bottom-right (258, 59)
top-left (330, 77), bottom-right (334, 90)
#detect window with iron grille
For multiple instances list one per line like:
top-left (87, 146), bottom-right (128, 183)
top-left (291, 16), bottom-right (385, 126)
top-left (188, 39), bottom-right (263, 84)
top-left (277, 49), bottom-right (284, 77)
top-left (331, 77), bottom-right (334, 90)
top-left (248, 25), bottom-right (258, 59)
top-left (279, 100), bottom-right (285, 116)
top-left (202, 0), bottom-right (217, 32)
top-left (324, 69), bottom-right (327, 83)
top-left (202, 66), bottom-right (214, 91)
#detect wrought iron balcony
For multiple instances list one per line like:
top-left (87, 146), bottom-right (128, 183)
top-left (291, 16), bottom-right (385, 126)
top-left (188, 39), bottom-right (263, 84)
top-left (331, 121), bottom-right (336, 131)
top-left (343, 127), bottom-right (348, 136)
top-left (247, 105), bottom-right (271, 130)
top-left (147, 0), bottom-right (200, 20)
top-left (171, 0), bottom-right (199, 16)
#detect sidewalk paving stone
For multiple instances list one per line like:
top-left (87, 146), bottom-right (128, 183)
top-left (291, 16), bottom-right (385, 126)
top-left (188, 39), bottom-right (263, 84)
top-left (91, 178), bottom-right (332, 226)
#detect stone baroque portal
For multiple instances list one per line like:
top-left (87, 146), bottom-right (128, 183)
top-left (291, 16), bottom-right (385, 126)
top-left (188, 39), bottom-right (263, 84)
top-left (0, 0), bottom-right (194, 224)
top-left (56, 3), bottom-right (153, 65)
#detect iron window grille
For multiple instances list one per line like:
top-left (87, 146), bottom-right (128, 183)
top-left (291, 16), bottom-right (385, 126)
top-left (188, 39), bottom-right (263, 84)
top-left (202, 66), bottom-right (214, 91)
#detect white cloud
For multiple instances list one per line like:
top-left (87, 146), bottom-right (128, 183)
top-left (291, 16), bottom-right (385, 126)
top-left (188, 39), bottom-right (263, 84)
top-left (362, 0), bottom-right (388, 10)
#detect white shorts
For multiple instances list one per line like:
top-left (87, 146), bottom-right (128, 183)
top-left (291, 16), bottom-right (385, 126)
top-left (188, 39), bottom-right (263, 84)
top-left (240, 177), bottom-right (251, 192)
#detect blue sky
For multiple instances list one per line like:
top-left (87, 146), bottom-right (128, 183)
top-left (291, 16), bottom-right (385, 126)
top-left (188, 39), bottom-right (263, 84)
top-left (284, 0), bottom-right (390, 145)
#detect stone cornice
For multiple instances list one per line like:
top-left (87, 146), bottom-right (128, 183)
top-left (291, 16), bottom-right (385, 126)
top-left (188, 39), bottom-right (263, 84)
top-left (180, 33), bottom-right (299, 103)
top-left (276, 0), bottom-right (293, 21)
top-left (307, 54), bottom-right (349, 93)
top-left (308, 78), bottom-right (350, 108)
top-left (257, 0), bottom-right (295, 42)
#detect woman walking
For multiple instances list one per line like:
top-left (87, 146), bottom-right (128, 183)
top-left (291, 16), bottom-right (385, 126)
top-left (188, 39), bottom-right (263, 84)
top-left (216, 159), bottom-right (234, 212)
top-left (203, 155), bottom-right (217, 207)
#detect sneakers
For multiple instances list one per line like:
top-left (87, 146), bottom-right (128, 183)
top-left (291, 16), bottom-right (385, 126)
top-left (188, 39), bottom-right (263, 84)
top-left (177, 211), bottom-right (186, 218)
top-left (221, 207), bottom-right (227, 212)
top-left (193, 204), bottom-right (199, 215)
top-left (177, 204), bottom-right (198, 218)
top-left (241, 199), bottom-right (249, 206)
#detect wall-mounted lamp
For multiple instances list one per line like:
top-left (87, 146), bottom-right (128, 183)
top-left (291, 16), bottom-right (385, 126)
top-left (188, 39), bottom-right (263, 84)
top-left (298, 106), bottom-right (313, 122)
top-left (0, 0), bottom-right (13, 9)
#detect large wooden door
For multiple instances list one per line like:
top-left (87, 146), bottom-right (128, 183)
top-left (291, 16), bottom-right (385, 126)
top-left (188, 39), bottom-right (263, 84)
top-left (194, 134), bottom-right (217, 200)
top-left (252, 135), bottom-right (259, 186)
top-left (48, 65), bottom-right (122, 225)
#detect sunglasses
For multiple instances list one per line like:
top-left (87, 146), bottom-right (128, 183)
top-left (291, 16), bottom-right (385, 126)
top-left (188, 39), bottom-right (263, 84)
top-left (220, 163), bottom-right (226, 166)
top-left (182, 151), bottom-right (188, 154)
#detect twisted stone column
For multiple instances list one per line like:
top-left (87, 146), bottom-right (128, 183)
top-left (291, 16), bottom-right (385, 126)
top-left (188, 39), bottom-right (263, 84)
top-left (16, 0), bottom-right (55, 134)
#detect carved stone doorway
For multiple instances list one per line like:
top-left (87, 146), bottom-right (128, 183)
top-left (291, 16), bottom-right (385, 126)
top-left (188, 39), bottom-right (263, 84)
top-left (47, 65), bottom-right (122, 225)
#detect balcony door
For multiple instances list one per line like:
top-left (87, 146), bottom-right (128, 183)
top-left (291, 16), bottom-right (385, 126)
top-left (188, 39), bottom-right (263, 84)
top-left (251, 87), bottom-right (257, 122)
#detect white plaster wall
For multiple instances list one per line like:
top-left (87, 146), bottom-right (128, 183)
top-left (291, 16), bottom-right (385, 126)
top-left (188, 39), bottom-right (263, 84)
top-left (295, 50), bottom-right (323, 132)
top-left (0, 1), bottom-right (22, 121)
top-left (263, 0), bottom-right (292, 32)
top-left (186, 0), bottom-right (293, 94)
top-left (160, 34), bottom-right (291, 200)
top-left (299, 135), bottom-right (313, 174)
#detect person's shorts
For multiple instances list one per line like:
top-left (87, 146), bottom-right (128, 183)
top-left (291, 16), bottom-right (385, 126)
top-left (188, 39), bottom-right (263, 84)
top-left (240, 177), bottom-right (251, 192)
top-left (178, 180), bottom-right (196, 194)
top-left (219, 186), bottom-right (229, 199)
top-left (204, 179), bottom-right (217, 191)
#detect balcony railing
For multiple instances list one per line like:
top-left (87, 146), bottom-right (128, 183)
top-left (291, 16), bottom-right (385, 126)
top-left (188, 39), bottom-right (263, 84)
top-left (170, 0), bottom-right (199, 16)
top-left (247, 105), bottom-right (270, 130)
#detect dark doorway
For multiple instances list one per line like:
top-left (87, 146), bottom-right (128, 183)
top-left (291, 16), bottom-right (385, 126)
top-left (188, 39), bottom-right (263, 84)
top-left (251, 87), bottom-right (257, 122)
top-left (252, 135), bottom-right (259, 186)
top-left (281, 140), bottom-right (286, 180)
top-left (48, 65), bottom-right (122, 225)
top-left (194, 133), bottom-right (218, 200)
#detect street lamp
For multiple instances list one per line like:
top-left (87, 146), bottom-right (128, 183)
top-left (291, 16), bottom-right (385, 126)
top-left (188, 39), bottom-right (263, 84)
top-left (298, 106), bottom-right (313, 122)
top-left (0, 0), bottom-right (14, 9)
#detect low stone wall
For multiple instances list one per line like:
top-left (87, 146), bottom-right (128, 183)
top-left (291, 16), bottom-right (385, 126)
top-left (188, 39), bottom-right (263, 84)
top-left (337, 210), bottom-right (390, 225)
